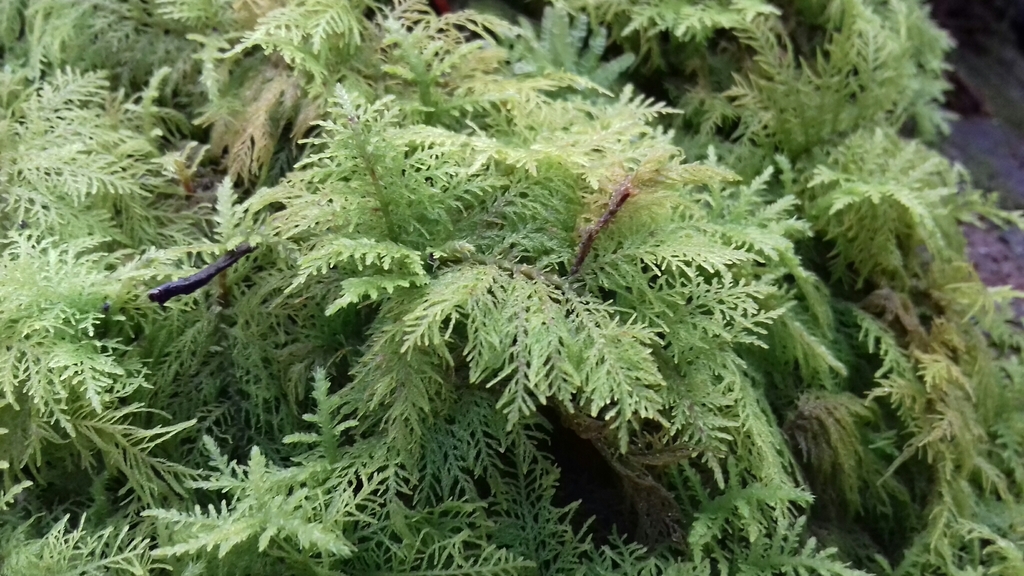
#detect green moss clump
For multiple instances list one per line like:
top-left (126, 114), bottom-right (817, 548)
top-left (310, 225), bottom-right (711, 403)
top-left (2, 1), bottom-right (1024, 574)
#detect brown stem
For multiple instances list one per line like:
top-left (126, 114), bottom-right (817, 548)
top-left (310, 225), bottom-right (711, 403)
top-left (569, 178), bottom-right (636, 277)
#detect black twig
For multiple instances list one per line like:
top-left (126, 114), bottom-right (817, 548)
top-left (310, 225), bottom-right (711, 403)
top-left (148, 243), bottom-right (257, 306)
top-left (569, 179), bottom-right (635, 277)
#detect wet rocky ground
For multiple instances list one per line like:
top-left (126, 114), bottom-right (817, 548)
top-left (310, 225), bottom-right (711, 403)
top-left (934, 0), bottom-right (1024, 310)
top-left (947, 118), bottom-right (1024, 313)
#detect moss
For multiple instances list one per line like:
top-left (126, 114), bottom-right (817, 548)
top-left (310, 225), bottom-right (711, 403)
top-left (2, 1), bottom-right (1024, 575)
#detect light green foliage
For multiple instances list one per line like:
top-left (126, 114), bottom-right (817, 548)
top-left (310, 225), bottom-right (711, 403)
top-left (718, 0), bottom-right (952, 152)
top-left (565, 0), bottom-right (951, 150)
top-left (0, 68), bottom-right (193, 245)
top-left (1, 515), bottom-right (162, 576)
top-left (557, 0), bottom-right (781, 61)
top-left (3, 0), bottom-right (1024, 575)
top-left (506, 5), bottom-right (636, 90)
top-left (799, 128), bottom-right (967, 289)
top-left (0, 0), bottom-right (204, 105)
top-left (0, 233), bottom-right (196, 511)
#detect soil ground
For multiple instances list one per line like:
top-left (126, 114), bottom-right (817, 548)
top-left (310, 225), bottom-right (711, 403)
top-left (933, 0), bottom-right (1024, 309)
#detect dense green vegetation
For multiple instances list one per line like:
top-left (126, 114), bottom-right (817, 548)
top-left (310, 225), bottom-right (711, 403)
top-left (2, 0), bottom-right (1024, 574)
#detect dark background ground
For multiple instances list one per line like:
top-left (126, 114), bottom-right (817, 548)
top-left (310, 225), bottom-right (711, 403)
top-left (932, 0), bottom-right (1024, 311)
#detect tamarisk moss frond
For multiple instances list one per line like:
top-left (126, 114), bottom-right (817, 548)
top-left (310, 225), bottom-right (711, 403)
top-left (557, 0), bottom-right (781, 65)
top-left (142, 383), bottom-right (552, 574)
top-left (0, 68), bottom-right (195, 247)
top-left (0, 0), bottom-right (209, 116)
top-left (800, 128), bottom-right (967, 290)
top-left (144, 437), bottom-right (386, 560)
top-left (243, 45), bottom-right (799, 465)
top-left (0, 515), bottom-right (164, 576)
top-left (505, 5), bottom-right (636, 91)
top-left (716, 0), bottom-right (952, 154)
top-left (0, 232), bottom-right (197, 513)
top-left (570, 0), bottom-right (951, 151)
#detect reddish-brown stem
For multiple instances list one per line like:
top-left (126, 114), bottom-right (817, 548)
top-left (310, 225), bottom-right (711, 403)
top-left (569, 179), bottom-right (635, 277)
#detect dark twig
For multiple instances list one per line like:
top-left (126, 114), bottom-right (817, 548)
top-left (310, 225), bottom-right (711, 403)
top-left (569, 178), bottom-right (635, 277)
top-left (148, 243), bottom-right (256, 306)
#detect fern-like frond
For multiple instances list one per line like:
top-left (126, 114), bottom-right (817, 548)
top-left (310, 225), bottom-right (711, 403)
top-left (145, 437), bottom-right (387, 560)
top-left (0, 515), bottom-right (163, 576)
top-left (0, 68), bottom-right (195, 246)
top-left (507, 5), bottom-right (636, 90)
top-left (799, 128), bottom-right (965, 289)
